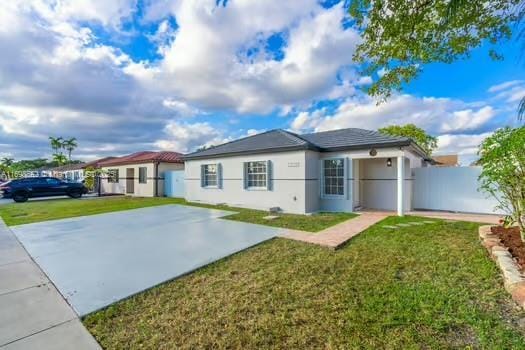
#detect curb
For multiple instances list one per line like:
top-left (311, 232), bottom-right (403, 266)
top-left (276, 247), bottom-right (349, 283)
top-left (479, 225), bottom-right (525, 309)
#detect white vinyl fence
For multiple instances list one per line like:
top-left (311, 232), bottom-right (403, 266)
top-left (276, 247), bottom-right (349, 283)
top-left (413, 166), bottom-right (504, 215)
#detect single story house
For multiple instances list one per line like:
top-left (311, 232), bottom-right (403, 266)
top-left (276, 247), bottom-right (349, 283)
top-left (99, 151), bottom-right (184, 197)
top-left (183, 128), bottom-right (430, 215)
top-left (50, 157), bottom-right (116, 182)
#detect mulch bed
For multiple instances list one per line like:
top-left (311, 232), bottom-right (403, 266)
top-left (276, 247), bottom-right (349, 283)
top-left (491, 226), bottom-right (525, 270)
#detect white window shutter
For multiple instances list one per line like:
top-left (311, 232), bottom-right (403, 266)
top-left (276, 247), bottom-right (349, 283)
top-left (200, 165), bottom-right (205, 188)
top-left (217, 163), bottom-right (223, 189)
top-left (266, 160), bottom-right (272, 191)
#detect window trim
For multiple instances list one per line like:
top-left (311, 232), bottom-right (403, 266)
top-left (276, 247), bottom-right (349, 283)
top-left (321, 157), bottom-right (346, 198)
top-left (244, 160), bottom-right (268, 190)
top-left (138, 167), bottom-right (147, 184)
top-left (202, 164), bottom-right (219, 188)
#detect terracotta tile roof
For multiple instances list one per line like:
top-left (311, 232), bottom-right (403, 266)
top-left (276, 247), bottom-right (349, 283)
top-left (82, 156), bottom-right (117, 169)
top-left (98, 151), bottom-right (184, 167)
top-left (50, 157), bottom-right (119, 172)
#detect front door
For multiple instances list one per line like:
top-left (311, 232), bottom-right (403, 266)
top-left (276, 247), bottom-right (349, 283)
top-left (126, 168), bottom-right (134, 194)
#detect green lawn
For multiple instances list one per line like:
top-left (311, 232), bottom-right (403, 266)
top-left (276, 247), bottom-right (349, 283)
top-left (0, 196), bottom-right (355, 232)
top-left (83, 216), bottom-right (525, 349)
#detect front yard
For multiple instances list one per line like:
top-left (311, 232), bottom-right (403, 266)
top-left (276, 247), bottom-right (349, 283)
top-left (83, 216), bottom-right (525, 349)
top-left (0, 196), bottom-right (355, 232)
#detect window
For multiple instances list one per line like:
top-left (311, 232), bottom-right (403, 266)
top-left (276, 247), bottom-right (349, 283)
top-left (45, 178), bottom-right (61, 185)
top-left (139, 167), bottom-right (147, 184)
top-left (107, 169), bottom-right (119, 183)
top-left (323, 158), bottom-right (344, 196)
top-left (246, 161), bottom-right (267, 188)
top-left (203, 164), bottom-right (217, 187)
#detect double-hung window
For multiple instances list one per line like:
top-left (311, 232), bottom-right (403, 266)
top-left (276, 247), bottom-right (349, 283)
top-left (203, 164), bottom-right (218, 187)
top-left (246, 161), bottom-right (267, 189)
top-left (323, 158), bottom-right (344, 196)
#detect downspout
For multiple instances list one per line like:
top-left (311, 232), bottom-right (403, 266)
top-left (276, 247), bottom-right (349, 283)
top-left (154, 161), bottom-right (160, 197)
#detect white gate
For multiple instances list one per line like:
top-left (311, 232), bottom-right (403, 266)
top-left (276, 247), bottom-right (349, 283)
top-left (413, 166), bottom-right (504, 215)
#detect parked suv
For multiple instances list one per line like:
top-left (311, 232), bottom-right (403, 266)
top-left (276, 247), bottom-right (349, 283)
top-left (0, 177), bottom-right (88, 203)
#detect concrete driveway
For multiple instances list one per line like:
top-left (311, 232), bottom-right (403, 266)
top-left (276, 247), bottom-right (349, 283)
top-left (11, 205), bottom-right (281, 316)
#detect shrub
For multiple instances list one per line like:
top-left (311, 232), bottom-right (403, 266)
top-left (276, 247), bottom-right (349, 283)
top-left (84, 166), bottom-right (96, 192)
top-left (478, 127), bottom-right (525, 240)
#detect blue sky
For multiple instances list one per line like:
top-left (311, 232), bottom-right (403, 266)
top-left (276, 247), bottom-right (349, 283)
top-left (0, 0), bottom-right (523, 165)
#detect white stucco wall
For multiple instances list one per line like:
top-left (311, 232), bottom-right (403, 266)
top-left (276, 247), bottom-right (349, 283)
top-left (358, 157), bottom-right (412, 211)
top-left (186, 147), bottom-right (424, 214)
top-left (185, 151), bottom-right (308, 213)
top-left (101, 162), bottom-right (183, 197)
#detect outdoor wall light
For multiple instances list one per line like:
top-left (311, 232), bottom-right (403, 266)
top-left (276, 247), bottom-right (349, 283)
top-left (386, 158), bottom-right (392, 167)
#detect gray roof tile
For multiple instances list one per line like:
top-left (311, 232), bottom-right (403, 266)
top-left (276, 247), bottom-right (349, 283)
top-left (300, 128), bottom-right (410, 149)
top-left (184, 128), bottom-right (419, 160)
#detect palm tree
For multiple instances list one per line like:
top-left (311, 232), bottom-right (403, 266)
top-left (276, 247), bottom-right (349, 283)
top-left (52, 153), bottom-right (67, 166)
top-left (0, 157), bottom-right (14, 167)
top-left (49, 136), bottom-right (64, 155)
top-left (63, 137), bottom-right (78, 163)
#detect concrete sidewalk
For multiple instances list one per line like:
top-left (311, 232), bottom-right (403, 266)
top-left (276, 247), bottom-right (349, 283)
top-left (0, 218), bottom-right (100, 350)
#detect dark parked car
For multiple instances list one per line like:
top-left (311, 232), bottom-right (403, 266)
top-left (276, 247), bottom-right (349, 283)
top-left (0, 177), bottom-right (88, 203)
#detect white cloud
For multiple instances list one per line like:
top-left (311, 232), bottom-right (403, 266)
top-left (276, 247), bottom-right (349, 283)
top-left (162, 99), bottom-right (200, 117)
top-left (53, 0), bottom-right (137, 28)
top-left (155, 121), bottom-right (229, 153)
top-left (293, 94), bottom-right (498, 135)
top-left (436, 132), bottom-right (492, 165)
top-left (441, 106), bottom-right (495, 133)
top-left (488, 80), bottom-right (525, 106)
top-left (0, 0), bottom-right (518, 162)
top-left (136, 1), bottom-right (360, 114)
top-left (288, 91), bottom-right (513, 163)
top-left (0, 0), bottom-right (365, 159)
top-left (488, 80), bottom-right (524, 93)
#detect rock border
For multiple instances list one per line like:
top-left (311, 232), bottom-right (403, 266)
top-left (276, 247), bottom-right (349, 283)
top-left (479, 225), bottom-right (525, 309)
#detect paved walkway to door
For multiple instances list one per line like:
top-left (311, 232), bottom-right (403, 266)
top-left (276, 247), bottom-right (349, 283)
top-left (280, 209), bottom-right (501, 249)
top-left (280, 211), bottom-right (389, 249)
top-left (0, 218), bottom-right (101, 350)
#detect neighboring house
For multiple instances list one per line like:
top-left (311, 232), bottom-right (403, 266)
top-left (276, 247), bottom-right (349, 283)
top-left (184, 128), bottom-right (430, 215)
top-left (50, 157), bottom-right (117, 182)
top-left (98, 151), bottom-right (184, 197)
top-left (51, 163), bottom-right (85, 182)
top-left (432, 154), bottom-right (459, 167)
